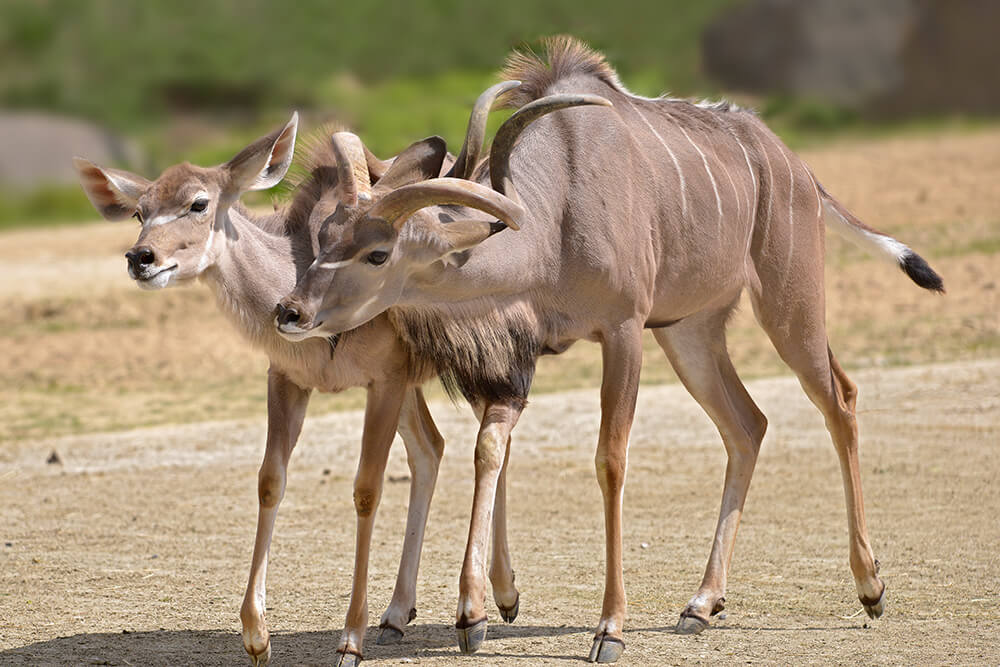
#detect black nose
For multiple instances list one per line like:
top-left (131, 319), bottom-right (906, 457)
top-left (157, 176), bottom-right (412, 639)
top-left (125, 246), bottom-right (156, 272)
top-left (275, 303), bottom-right (301, 327)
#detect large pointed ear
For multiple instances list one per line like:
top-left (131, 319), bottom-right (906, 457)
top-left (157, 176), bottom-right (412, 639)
top-left (224, 112), bottom-right (298, 194)
top-left (73, 157), bottom-right (150, 220)
top-left (374, 136), bottom-right (447, 191)
top-left (436, 219), bottom-right (506, 254)
top-left (363, 145), bottom-right (393, 183)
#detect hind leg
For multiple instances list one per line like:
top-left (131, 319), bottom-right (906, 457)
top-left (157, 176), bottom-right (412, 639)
top-left (653, 304), bottom-right (768, 633)
top-left (749, 282), bottom-right (885, 615)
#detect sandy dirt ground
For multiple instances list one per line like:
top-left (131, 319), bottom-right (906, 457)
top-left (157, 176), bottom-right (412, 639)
top-left (2, 359), bottom-right (999, 665)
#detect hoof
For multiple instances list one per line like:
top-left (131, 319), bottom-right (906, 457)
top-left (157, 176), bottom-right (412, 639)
top-left (587, 633), bottom-right (625, 663)
top-left (455, 617), bottom-right (488, 654)
top-left (248, 644), bottom-right (270, 667)
top-left (498, 593), bottom-right (520, 623)
top-left (334, 650), bottom-right (362, 667)
top-left (376, 622), bottom-right (404, 645)
top-left (675, 611), bottom-right (710, 635)
top-left (861, 583), bottom-right (887, 620)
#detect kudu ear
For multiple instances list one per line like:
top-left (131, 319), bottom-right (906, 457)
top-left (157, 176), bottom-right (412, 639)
top-left (363, 145), bottom-right (393, 183)
top-left (73, 157), bottom-right (150, 221)
top-left (374, 136), bottom-right (448, 191)
top-left (435, 219), bottom-right (505, 255)
top-left (224, 112), bottom-right (298, 194)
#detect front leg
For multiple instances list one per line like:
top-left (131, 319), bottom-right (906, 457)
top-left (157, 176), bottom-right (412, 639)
top-left (240, 368), bottom-right (311, 666)
top-left (337, 381), bottom-right (407, 666)
top-left (455, 401), bottom-right (523, 654)
top-left (589, 322), bottom-right (643, 663)
top-left (377, 387), bottom-right (446, 644)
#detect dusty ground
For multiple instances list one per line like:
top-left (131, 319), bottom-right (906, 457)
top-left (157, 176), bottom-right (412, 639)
top-left (1, 127), bottom-right (999, 664)
top-left (1, 360), bottom-right (998, 665)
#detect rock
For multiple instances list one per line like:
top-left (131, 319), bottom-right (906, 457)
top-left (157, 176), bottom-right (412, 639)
top-left (0, 112), bottom-right (144, 190)
top-left (46, 450), bottom-right (62, 465)
top-left (702, 0), bottom-right (1000, 115)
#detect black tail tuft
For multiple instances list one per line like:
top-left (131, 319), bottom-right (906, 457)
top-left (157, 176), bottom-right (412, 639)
top-left (899, 252), bottom-right (945, 293)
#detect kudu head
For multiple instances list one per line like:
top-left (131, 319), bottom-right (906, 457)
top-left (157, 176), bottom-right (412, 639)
top-left (74, 113), bottom-right (298, 289)
top-left (274, 87), bottom-right (611, 340)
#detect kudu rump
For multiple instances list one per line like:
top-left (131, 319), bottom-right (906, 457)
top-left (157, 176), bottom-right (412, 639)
top-left (279, 37), bottom-right (943, 662)
top-left (74, 84), bottom-right (524, 667)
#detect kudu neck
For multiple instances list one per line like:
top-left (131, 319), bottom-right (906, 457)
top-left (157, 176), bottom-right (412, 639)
top-left (199, 206), bottom-right (301, 350)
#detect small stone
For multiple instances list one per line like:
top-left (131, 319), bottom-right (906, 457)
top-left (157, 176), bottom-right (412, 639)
top-left (4, 542), bottom-right (11, 547)
top-left (150, 554), bottom-right (158, 559)
top-left (322, 468), bottom-right (331, 476)
top-left (46, 450), bottom-right (62, 465)
top-left (640, 542), bottom-right (649, 549)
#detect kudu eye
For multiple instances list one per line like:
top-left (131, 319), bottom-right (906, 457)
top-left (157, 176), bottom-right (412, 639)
top-left (366, 250), bottom-right (389, 266)
top-left (190, 199), bottom-right (209, 213)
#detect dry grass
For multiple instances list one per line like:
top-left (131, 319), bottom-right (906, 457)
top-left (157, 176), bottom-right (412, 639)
top-left (2, 127), bottom-right (998, 443)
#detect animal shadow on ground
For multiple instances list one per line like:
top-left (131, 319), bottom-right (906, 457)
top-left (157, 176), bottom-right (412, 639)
top-left (0, 622), bottom-right (592, 665)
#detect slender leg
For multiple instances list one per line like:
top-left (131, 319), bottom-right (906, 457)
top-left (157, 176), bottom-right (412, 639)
top-left (651, 306), bottom-right (768, 633)
top-left (455, 401), bottom-right (523, 654)
top-left (336, 381), bottom-right (408, 666)
top-left (489, 436), bottom-right (520, 621)
top-left (240, 368), bottom-right (311, 666)
top-left (377, 387), bottom-right (446, 644)
top-left (751, 278), bottom-right (884, 616)
top-left (588, 321), bottom-right (643, 664)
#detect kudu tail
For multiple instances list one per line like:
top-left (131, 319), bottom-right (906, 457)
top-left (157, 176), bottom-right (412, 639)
top-left (817, 181), bottom-right (945, 293)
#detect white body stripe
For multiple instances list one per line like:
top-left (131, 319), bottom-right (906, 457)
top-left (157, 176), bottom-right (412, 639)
top-left (676, 124), bottom-right (723, 222)
top-left (626, 99), bottom-right (688, 218)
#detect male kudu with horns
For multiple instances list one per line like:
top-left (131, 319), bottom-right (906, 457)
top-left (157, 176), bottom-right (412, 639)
top-left (74, 82), bottom-right (526, 667)
top-left (277, 37), bottom-right (943, 662)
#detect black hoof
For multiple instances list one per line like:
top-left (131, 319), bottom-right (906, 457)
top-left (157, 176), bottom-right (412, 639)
top-left (676, 610), bottom-right (710, 635)
top-left (455, 617), bottom-right (488, 654)
top-left (376, 622), bottom-right (404, 645)
top-left (498, 592), bottom-right (520, 623)
top-left (588, 633), bottom-right (625, 663)
top-left (334, 650), bottom-right (361, 667)
top-left (861, 583), bottom-right (887, 619)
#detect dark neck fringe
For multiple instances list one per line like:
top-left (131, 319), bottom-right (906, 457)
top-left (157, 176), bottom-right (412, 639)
top-left (389, 309), bottom-right (539, 408)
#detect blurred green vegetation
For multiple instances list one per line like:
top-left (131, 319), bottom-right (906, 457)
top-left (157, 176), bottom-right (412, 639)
top-left (1, 0), bottom-right (735, 131)
top-left (2, 0), bottom-right (995, 228)
top-left (2, 0), bottom-right (740, 226)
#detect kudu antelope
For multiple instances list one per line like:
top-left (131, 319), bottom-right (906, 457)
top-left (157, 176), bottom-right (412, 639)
top-left (73, 88), bottom-right (523, 667)
top-left (277, 38), bottom-right (944, 662)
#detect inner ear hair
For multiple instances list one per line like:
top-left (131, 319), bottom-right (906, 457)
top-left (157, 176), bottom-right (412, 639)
top-left (224, 112), bottom-right (298, 194)
top-left (73, 157), bottom-right (150, 221)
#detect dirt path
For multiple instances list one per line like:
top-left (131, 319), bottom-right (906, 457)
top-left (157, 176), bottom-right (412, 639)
top-left (2, 359), bottom-right (998, 665)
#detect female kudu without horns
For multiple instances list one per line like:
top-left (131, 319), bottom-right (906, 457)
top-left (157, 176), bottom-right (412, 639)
top-left (278, 37), bottom-right (944, 663)
top-left (73, 81), bottom-right (524, 667)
